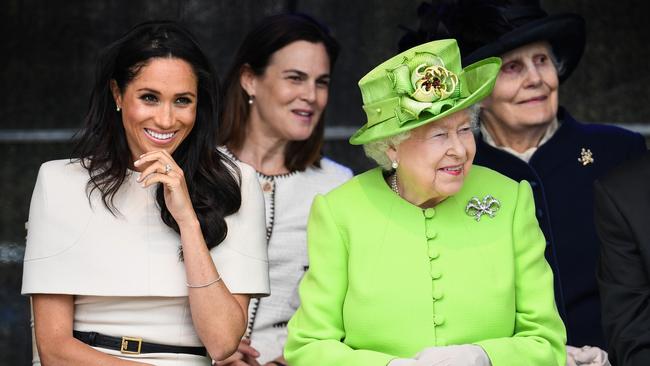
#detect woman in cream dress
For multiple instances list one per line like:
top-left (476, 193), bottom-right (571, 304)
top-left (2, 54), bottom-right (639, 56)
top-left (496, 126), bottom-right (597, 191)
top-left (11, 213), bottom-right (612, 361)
top-left (22, 21), bottom-right (269, 365)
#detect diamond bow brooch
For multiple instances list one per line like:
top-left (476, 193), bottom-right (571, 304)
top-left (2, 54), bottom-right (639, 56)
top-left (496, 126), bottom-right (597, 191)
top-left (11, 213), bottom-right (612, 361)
top-left (465, 195), bottom-right (501, 222)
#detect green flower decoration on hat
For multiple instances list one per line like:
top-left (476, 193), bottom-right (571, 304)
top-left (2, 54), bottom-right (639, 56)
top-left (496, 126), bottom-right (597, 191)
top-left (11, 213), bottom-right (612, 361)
top-left (411, 63), bottom-right (458, 101)
top-left (387, 52), bottom-right (461, 125)
top-left (350, 39), bottom-right (502, 145)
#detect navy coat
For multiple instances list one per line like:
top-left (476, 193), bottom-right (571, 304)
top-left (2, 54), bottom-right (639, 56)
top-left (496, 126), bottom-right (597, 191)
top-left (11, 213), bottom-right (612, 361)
top-left (474, 107), bottom-right (647, 348)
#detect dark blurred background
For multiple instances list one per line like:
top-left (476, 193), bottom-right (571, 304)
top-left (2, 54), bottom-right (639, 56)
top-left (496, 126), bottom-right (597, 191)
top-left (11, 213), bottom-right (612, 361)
top-left (2, 0), bottom-right (649, 364)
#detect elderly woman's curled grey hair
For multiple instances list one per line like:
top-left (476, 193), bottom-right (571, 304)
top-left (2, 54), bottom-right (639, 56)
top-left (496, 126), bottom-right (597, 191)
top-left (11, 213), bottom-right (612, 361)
top-left (364, 104), bottom-right (480, 170)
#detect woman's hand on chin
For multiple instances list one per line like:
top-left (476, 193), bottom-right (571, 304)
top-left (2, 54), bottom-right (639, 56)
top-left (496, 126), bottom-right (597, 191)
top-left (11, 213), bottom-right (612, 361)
top-left (134, 150), bottom-right (198, 225)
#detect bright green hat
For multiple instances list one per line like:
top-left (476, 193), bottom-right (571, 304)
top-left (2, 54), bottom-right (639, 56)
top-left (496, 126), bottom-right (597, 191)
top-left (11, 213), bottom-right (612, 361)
top-left (349, 39), bottom-right (501, 145)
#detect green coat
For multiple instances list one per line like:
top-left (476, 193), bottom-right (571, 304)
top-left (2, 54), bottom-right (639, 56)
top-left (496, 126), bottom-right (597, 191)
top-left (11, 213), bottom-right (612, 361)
top-left (285, 166), bottom-right (566, 366)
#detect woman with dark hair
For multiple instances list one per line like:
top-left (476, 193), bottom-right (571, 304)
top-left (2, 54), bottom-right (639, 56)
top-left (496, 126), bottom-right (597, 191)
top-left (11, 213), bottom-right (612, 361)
top-left (22, 20), bottom-right (269, 365)
top-left (216, 13), bottom-right (352, 366)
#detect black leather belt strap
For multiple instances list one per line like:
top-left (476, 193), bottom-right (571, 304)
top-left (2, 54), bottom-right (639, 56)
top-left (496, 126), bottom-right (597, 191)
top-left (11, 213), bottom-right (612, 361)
top-left (73, 330), bottom-right (207, 356)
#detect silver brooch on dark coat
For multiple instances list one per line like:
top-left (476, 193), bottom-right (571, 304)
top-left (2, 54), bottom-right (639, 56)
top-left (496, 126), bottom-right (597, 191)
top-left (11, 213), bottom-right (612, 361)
top-left (465, 195), bottom-right (501, 221)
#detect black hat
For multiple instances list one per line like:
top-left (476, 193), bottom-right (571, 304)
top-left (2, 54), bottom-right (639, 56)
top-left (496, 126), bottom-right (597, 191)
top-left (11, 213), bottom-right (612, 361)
top-left (399, 0), bottom-right (586, 83)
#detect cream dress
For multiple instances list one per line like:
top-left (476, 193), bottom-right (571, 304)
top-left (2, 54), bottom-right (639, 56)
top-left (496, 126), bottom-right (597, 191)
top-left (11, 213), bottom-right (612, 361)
top-left (22, 159), bottom-right (270, 365)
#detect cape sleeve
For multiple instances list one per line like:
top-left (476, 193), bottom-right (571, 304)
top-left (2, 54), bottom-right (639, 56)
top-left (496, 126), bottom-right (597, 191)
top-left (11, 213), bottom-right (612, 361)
top-left (212, 162), bottom-right (270, 297)
top-left (22, 161), bottom-right (91, 295)
top-left (22, 159), bottom-right (269, 297)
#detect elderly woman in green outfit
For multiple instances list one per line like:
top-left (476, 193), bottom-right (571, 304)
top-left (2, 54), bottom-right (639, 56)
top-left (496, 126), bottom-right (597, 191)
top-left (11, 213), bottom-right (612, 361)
top-left (284, 40), bottom-right (566, 366)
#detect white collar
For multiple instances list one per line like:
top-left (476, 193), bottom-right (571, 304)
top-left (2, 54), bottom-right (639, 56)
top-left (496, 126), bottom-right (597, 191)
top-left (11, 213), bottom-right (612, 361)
top-left (480, 118), bottom-right (560, 163)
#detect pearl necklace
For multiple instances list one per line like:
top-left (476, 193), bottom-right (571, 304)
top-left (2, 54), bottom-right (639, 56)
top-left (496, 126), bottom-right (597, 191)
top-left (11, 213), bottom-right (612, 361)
top-left (389, 173), bottom-right (400, 196)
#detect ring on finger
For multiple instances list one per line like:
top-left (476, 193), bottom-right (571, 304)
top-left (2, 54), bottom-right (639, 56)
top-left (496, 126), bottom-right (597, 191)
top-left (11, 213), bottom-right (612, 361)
top-left (164, 163), bottom-right (172, 175)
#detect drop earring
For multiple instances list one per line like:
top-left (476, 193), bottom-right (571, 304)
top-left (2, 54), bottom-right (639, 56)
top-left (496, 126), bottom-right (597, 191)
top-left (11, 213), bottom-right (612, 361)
top-left (248, 96), bottom-right (255, 105)
top-left (116, 105), bottom-right (121, 112)
top-left (391, 161), bottom-right (399, 170)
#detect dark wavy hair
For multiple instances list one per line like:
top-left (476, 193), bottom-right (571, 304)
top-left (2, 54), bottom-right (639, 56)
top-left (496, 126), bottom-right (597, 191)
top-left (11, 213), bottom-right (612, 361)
top-left (73, 20), bottom-right (241, 251)
top-left (218, 13), bottom-right (340, 171)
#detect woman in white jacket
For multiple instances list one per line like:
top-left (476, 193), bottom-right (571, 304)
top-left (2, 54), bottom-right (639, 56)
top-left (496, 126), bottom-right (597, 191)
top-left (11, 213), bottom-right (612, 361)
top-left (216, 13), bottom-right (352, 366)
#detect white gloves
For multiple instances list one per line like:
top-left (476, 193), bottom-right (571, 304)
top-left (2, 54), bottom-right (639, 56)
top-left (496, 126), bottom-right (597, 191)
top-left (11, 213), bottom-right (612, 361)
top-left (417, 345), bottom-right (491, 366)
top-left (388, 345), bottom-right (491, 366)
top-left (566, 345), bottom-right (610, 366)
top-left (388, 359), bottom-right (418, 366)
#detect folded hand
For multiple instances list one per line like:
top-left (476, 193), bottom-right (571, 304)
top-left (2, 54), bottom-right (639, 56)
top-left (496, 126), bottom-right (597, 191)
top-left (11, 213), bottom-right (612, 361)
top-left (388, 344), bottom-right (490, 366)
top-left (566, 345), bottom-right (610, 366)
top-left (416, 345), bottom-right (491, 366)
top-left (213, 338), bottom-right (261, 366)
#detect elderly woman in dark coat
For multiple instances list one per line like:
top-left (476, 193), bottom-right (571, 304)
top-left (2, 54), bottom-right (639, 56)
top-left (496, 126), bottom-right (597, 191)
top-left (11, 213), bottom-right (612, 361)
top-left (400, 1), bottom-right (646, 365)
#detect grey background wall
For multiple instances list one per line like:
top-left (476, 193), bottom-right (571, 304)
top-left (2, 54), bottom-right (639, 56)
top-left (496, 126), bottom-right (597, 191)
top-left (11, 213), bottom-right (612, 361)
top-left (1, 0), bottom-right (649, 363)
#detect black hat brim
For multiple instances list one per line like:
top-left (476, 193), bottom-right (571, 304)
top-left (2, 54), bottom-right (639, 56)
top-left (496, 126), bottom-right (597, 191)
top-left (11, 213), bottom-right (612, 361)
top-left (463, 13), bottom-right (585, 83)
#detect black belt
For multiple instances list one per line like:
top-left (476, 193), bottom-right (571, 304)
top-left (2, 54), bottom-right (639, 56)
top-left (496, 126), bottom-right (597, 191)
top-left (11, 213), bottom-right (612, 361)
top-left (73, 330), bottom-right (207, 356)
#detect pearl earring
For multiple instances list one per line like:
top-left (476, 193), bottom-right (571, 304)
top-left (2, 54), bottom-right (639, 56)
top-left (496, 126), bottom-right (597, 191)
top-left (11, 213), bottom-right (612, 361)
top-left (391, 161), bottom-right (399, 169)
top-left (116, 106), bottom-right (121, 112)
top-left (248, 96), bottom-right (255, 105)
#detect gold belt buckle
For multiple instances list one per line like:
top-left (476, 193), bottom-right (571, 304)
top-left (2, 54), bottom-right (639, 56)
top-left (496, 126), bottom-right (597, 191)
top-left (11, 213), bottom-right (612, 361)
top-left (120, 336), bottom-right (143, 354)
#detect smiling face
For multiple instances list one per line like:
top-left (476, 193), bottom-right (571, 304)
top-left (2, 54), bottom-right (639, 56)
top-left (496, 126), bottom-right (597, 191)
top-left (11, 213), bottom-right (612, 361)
top-left (111, 57), bottom-right (198, 165)
top-left (480, 41), bottom-right (559, 133)
top-left (387, 109), bottom-right (476, 208)
top-left (240, 40), bottom-right (331, 142)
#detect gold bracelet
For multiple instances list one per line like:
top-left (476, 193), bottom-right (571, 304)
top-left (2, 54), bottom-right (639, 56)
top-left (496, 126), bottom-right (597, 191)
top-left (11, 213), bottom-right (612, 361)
top-left (186, 274), bottom-right (222, 288)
